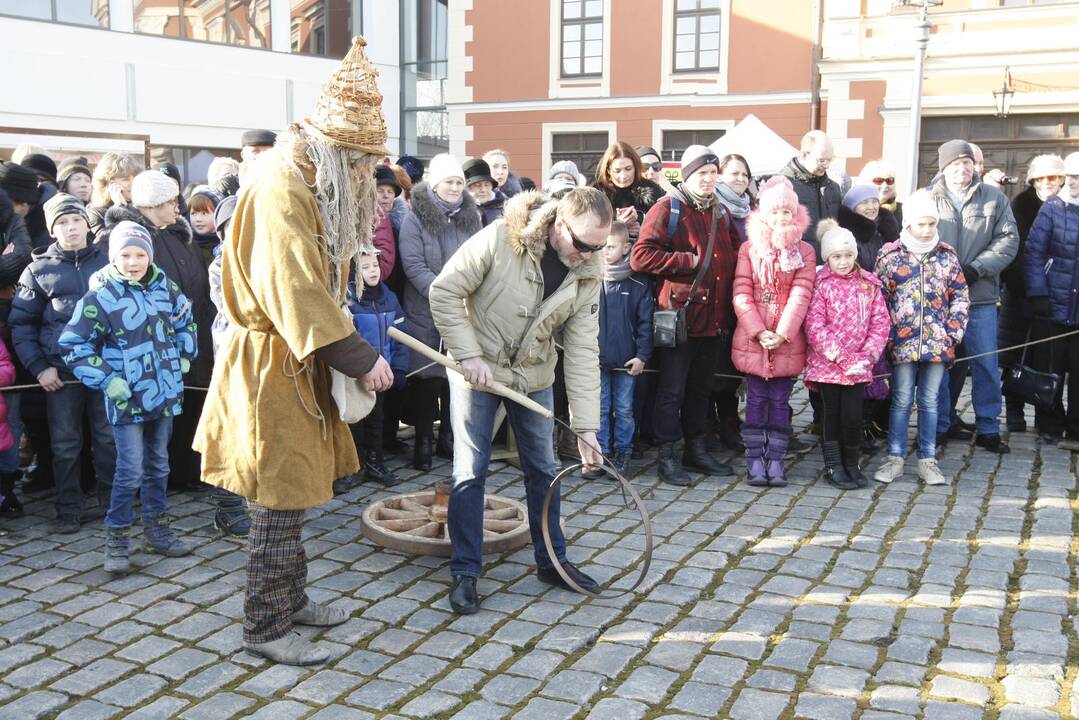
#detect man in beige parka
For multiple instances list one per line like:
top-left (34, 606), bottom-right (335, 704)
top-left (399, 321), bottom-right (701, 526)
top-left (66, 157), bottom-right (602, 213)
top-left (429, 187), bottom-right (611, 614)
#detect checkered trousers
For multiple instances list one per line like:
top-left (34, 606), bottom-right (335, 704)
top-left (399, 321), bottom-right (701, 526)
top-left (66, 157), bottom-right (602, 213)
top-left (244, 503), bottom-right (309, 644)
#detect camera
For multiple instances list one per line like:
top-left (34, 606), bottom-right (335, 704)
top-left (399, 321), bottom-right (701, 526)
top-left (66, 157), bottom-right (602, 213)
top-left (999, 176), bottom-right (1019, 185)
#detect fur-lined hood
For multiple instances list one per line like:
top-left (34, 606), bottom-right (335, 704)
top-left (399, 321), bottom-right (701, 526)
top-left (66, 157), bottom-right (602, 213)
top-left (102, 203), bottom-right (193, 244)
top-left (501, 190), bottom-right (602, 280)
top-left (410, 181), bottom-right (482, 238)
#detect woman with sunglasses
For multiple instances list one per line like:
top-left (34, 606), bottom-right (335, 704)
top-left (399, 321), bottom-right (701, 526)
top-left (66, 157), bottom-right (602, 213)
top-left (592, 142), bottom-right (665, 240)
top-left (858, 160), bottom-right (902, 226)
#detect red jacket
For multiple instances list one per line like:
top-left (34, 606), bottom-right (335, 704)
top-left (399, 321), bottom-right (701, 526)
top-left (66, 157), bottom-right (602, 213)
top-left (731, 240), bottom-right (816, 378)
top-left (372, 212), bottom-right (396, 281)
top-left (631, 194), bottom-right (738, 336)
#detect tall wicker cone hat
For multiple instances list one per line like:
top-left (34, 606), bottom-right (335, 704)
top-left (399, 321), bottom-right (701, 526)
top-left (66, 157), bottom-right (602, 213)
top-left (308, 36), bottom-right (391, 155)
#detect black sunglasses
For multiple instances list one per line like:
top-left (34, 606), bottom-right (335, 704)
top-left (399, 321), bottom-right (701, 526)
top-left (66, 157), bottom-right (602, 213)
top-left (645, 161), bottom-right (662, 172)
top-left (564, 222), bottom-right (605, 254)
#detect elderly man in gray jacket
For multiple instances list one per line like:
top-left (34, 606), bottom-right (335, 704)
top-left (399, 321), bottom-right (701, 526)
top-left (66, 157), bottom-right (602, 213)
top-left (931, 139), bottom-right (1019, 454)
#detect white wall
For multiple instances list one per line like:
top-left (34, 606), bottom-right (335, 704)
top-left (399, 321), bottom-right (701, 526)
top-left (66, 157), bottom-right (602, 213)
top-left (0, 3), bottom-right (402, 155)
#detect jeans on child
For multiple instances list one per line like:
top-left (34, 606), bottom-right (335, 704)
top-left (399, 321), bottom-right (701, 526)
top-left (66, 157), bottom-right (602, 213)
top-left (447, 380), bottom-right (566, 578)
top-left (106, 417), bottom-right (173, 529)
top-left (745, 375), bottom-right (795, 427)
top-left (889, 362), bottom-right (945, 459)
top-left (936, 303), bottom-right (1002, 436)
top-left (0, 392), bottom-right (22, 474)
top-left (598, 370), bottom-right (636, 453)
top-left (47, 383), bottom-right (116, 519)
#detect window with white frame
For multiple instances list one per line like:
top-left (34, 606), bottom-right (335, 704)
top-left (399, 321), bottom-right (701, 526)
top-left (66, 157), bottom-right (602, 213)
top-left (552, 132), bottom-right (609, 179)
top-left (661, 128), bottom-right (726, 162)
top-left (673, 0), bottom-right (721, 73)
top-left (561, 0), bottom-right (603, 78)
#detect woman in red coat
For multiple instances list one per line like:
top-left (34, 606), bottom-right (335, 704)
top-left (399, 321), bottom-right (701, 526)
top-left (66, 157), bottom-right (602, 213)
top-left (732, 176), bottom-right (816, 487)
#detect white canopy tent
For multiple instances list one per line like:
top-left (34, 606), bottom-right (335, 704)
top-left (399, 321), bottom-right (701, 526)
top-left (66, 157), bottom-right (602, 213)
top-left (708, 114), bottom-right (798, 177)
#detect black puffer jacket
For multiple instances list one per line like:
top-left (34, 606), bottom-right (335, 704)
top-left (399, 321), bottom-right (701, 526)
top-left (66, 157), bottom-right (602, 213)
top-left (999, 185), bottom-right (1046, 367)
top-left (838, 204), bottom-right (900, 272)
top-left (778, 157), bottom-right (842, 256)
top-left (98, 205), bottom-right (215, 386)
top-left (24, 183), bottom-right (56, 251)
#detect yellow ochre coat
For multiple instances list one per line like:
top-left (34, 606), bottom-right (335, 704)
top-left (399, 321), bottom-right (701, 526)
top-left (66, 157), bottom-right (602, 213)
top-left (194, 148), bottom-right (361, 510)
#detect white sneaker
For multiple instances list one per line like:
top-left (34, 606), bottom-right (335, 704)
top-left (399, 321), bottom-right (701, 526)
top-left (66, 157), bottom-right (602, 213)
top-left (918, 458), bottom-right (947, 486)
top-left (874, 456), bottom-right (905, 484)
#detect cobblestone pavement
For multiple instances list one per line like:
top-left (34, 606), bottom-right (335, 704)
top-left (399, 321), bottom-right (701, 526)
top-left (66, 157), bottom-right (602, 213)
top-left (0, 388), bottom-right (1076, 720)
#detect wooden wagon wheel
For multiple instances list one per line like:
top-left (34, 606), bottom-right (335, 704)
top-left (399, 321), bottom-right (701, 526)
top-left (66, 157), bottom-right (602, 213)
top-left (361, 483), bottom-right (531, 557)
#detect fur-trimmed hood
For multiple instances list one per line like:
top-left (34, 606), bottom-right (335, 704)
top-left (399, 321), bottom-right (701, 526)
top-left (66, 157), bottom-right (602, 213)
top-left (838, 204), bottom-right (900, 245)
top-left (410, 181), bottom-right (482, 238)
top-left (501, 190), bottom-right (602, 280)
top-left (102, 203), bottom-right (193, 244)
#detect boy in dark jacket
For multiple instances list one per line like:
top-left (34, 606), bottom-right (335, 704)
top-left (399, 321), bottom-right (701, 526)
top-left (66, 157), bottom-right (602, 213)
top-left (10, 193), bottom-right (115, 533)
top-left (346, 247), bottom-right (407, 487)
top-left (59, 221), bottom-right (198, 574)
top-left (591, 221), bottom-right (653, 476)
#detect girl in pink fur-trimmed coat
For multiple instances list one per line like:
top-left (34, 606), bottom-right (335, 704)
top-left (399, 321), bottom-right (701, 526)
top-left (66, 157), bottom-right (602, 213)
top-left (732, 176), bottom-right (816, 488)
top-left (804, 219), bottom-right (890, 491)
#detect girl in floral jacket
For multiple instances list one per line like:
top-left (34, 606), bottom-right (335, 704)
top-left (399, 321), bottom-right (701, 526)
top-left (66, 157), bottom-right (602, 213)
top-left (732, 176), bottom-right (816, 487)
top-left (873, 191), bottom-right (969, 486)
top-left (805, 220), bottom-right (890, 490)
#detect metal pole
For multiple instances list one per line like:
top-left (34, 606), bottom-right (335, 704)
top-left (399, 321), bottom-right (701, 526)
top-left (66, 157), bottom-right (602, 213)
top-left (905, 2), bottom-right (931, 195)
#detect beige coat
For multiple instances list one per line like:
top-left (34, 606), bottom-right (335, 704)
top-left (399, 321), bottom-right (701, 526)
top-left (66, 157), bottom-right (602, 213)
top-left (194, 147), bottom-right (364, 510)
top-left (429, 191), bottom-right (602, 432)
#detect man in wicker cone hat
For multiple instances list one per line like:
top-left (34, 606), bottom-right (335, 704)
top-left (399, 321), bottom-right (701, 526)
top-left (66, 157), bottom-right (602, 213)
top-left (194, 37), bottom-right (395, 666)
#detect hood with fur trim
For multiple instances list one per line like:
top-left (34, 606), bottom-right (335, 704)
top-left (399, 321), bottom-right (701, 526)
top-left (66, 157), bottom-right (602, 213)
top-left (500, 190), bottom-right (603, 279)
top-left (409, 181), bottom-right (482, 239)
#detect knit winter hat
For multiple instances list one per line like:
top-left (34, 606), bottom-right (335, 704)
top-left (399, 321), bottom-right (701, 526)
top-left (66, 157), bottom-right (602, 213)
top-left (902, 190), bottom-right (939, 227)
top-left (43, 192), bottom-right (89, 234)
top-left (426, 153), bottom-right (464, 188)
top-left (131, 170), bottom-right (179, 208)
top-left (680, 145), bottom-right (720, 180)
top-left (842, 184), bottom-right (879, 211)
top-left (374, 165), bottom-right (402, 195)
top-left (20, 153), bottom-right (57, 184)
top-left (937, 139), bottom-right (974, 172)
top-left (57, 162), bottom-right (92, 188)
top-left (816, 219), bottom-right (858, 262)
top-left (756, 176), bottom-right (800, 215)
top-left (548, 160), bottom-right (580, 184)
top-left (307, 37), bottom-right (390, 155)
top-left (241, 129), bottom-right (276, 148)
top-left (109, 220), bottom-right (154, 263)
top-left (1065, 152), bottom-right (1079, 176)
top-left (0, 162), bottom-right (40, 204)
top-left (461, 158), bottom-right (497, 189)
top-left (1026, 154), bottom-right (1065, 184)
top-left (214, 195), bottom-right (238, 240)
top-left (396, 155), bottom-right (424, 184)
top-left (635, 145), bottom-right (661, 162)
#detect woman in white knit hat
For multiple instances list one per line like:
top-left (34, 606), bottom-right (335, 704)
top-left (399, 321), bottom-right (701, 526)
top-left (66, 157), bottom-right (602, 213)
top-left (399, 153), bottom-right (482, 470)
top-left (999, 153), bottom-right (1066, 434)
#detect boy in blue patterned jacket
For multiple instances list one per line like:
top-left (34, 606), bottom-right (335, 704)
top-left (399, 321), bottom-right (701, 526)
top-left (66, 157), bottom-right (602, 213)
top-left (58, 221), bottom-right (198, 574)
top-left (345, 248), bottom-right (407, 488)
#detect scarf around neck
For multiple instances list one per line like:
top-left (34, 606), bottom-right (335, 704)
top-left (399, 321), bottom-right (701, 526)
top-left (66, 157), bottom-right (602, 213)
top-left (716, 182), bottom-right (751, 218)
top-left (680, 184), bottom-right (718, 211)
top-left (603, 254), bottom-right (632, 283)
top-left (430, 187), bottom-right (464, 217)
top-left (900, 229), bottom-right (939, 255)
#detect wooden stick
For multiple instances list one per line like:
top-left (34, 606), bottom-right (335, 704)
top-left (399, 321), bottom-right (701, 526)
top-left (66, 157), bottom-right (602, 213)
top-left (388, 327), bottom-right (553, 419)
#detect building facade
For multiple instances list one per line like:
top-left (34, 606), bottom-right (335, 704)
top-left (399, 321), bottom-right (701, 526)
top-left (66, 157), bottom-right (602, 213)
top-left (450, 0), bottom-right (1079, 196)
top-left (0, 0), bottom-right (450, 184)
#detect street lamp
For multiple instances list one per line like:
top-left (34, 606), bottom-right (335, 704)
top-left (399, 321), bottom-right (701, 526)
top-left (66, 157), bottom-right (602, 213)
top-left (993, 67), bottom-right (1014, 118)
top-left (893, 0), bottom-right (943, 195)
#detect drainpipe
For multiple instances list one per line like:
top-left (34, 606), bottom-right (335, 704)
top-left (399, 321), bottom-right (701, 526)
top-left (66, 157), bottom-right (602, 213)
top-left (809, 0), bottom-right (824, 130)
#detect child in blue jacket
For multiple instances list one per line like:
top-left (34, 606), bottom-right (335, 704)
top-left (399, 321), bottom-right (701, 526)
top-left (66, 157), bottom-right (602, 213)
top-left (592, 221), bottom-right (653, 476)
top-left (58, 221), bottom-right (198, 575)
top-left (346, 247), bottom-right (408, 486)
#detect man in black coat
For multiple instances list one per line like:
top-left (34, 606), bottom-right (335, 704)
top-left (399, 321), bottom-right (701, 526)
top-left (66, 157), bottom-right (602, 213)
top-left (778, 130), bottom-right (842, 258)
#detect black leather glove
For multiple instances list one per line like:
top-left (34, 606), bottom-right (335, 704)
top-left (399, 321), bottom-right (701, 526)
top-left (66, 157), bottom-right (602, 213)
top-left (1030, 296), bottom-right (1050, 318)
top-left (961, 264), bottom-right (980, 283)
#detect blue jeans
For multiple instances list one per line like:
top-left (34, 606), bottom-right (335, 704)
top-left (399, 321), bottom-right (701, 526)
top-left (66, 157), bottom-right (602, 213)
top-left (937, 303), bottom-right (1002, 435)
top-left (447, 380), bottom-right (566, 578)
top-left (106, 417), bottom-right (173, 529)
top-left (47, 383), bottom-right (116, 518)
top-left (889, 362), bottom-right (946, 459)
top-left (0, 392), bottom-right (22, 474)
top-left (599, 370), bottom-right (636, 453)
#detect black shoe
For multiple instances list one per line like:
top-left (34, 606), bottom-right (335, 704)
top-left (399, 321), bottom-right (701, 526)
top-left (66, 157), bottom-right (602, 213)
top-left (581, 465), bottom-right (606, 480)
top-left (362, 449), bottom-right (400, 486)
top-left (822, 442), bottom-right (858, 490)
top-left (537, 561), bottom-right (599, 594)
top-left (449, 575), bottom-right (479, 614)
top-left (682, 436), bottom-right (733, 476)
top-left (1039, 432), bottom-right (1063, 445)
top-left (657, 442), bottom-right (692, 486)
top-left (332, 476), bottom-right (353, 495)
top-left (947, 425), bottom-right (974, 441)
top-left (611, 449), bottom-right (631, 477)
top-left (955, 418), bottom-right (976, 432)
top-left (413, 433), bottom-right (433, 471)
top-left (975, 433), bottom-right (1010, 454)
top-left (0, 476), bottom-right (23, 518)
top-left (841, 444), bottom-right (869, 488)
top-left (787, 435), bottom-right (813, 453)
top-left (1006, 405), bottom-right (1028, 432)
top-left (53, 515), bottom-right (80, 534)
